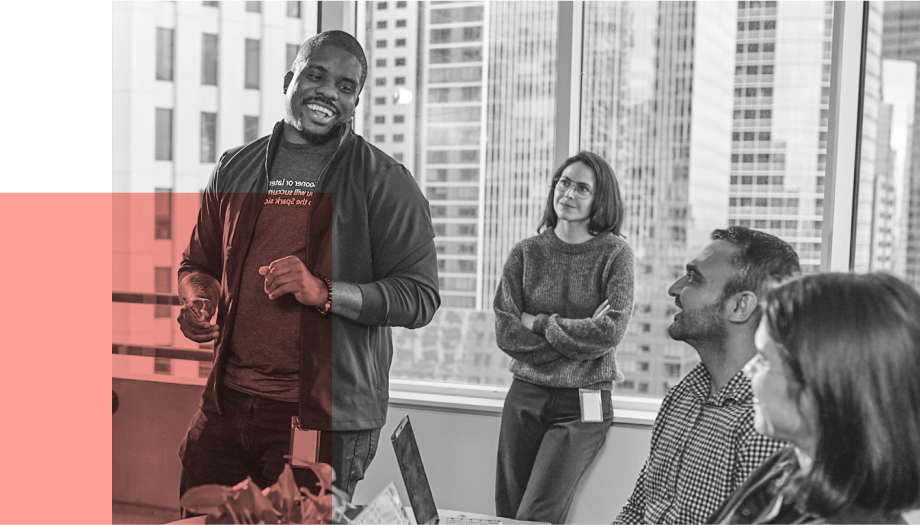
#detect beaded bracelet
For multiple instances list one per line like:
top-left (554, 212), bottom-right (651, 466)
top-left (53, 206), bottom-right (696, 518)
top-left (316, 276), bottom-right (332, 315)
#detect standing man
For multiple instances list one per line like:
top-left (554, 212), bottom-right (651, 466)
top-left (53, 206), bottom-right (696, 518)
top-left (613, 227), bottom-right (800, 524)
top-left (176, 30), bottom-right (439, 500)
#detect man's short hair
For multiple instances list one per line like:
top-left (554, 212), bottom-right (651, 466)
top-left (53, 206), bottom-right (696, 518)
top-left (711, 226), bottom-right (800, 305)
top-left (291, 30), bottom-right (368, 92)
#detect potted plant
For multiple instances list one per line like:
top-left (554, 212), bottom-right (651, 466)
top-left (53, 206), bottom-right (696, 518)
top-left (179, 459), bottom-right (352, 524)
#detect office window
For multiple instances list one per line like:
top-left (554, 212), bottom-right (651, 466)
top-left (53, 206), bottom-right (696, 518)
top-left (396, 19), bottom-right (407, 27)
top-left (374, 116), bottom-right (386, 124)
top-left (377, 21), bottom-right (388, 29)
top-left (395, 77), bottom-right (406, 85)
top-left (375, 78), bottom-right (387, 86)
top-left (245, 39), bottom-right (260, 89)
top-left (202, 34), bottom-right (218, 85)
top-left (200, 112), bottom-right (217, 163)
top-left (154, 188), bottom-right (171, 240)
top-left (376, 58), bottom-right (387, 67)
top-left (287, 1), bottom-right (301, 18)
top-left (154, 267), bottom-right (172, 318)
top-left (348, 1), bottom-right (857, 401)
top-left (396, 38), bottom-right (406, 47)
top-left (394, 153), bottom-right (404, 161)
top-left (245, 1), bottom-right (260, 12)
top-left (396, 1), bottom-right (406, 6)
top-left (374, 134), bottom-right (386, 143)
top-left (155, 108), bottom-right (172, 161)
top-left (376, 39), bottom-right (387, 48)
top-left (244, 115), bottom-right (259, 143)
top-left (202, 1), bottom-right (218, 6)
top-left (156, 27), bottom-right (173, 81)
top-left (287, 44), bottom-right (300, 70)
top-left (393, 134), bottom-right (404, 143)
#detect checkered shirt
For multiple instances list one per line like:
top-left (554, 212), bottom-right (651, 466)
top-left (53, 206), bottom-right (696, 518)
top-left (613, 363), bottom-right (785, 524)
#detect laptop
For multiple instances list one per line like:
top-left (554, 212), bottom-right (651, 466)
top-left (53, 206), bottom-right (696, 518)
top-left (391, 415), bottom-right (502, 525)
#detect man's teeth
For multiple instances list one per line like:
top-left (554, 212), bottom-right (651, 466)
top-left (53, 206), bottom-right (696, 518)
top-left (307, 104), bottom-right (333, 118)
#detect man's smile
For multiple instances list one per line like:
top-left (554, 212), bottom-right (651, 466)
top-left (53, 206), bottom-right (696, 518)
top-left (305, 102), bottom-right (335, 120)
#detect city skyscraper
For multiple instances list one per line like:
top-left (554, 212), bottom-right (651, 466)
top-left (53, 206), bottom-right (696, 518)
top-left (882, 1), bottom-right (920, 289)
top-left (728, 1), bottom-right (834, 273)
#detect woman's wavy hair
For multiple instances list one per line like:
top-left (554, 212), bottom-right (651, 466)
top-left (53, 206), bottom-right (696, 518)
top-left (536, 151), bottom-right (624, 237)
top-left (762, 272), bottom-right (920, 516)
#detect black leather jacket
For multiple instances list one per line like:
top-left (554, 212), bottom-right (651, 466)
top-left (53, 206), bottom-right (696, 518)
top-left (180, 121), bottom-right (440, 431)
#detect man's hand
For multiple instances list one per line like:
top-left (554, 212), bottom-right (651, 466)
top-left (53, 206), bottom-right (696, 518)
top-left (259, 255), bottom-right (326, 306)
top-left (177, 301), bottom-right (220, 342)
top-left (177, 272), bottom-right (221, 343)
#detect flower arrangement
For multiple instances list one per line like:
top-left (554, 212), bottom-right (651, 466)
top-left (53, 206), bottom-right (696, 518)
top-left (179, 460), bottom-right (352, 524)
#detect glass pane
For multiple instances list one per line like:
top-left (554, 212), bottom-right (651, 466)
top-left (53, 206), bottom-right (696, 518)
top-left (359, 1), bottom-right (558, 386)
top-left (244, 115), bottom-right (260, 143)
top-left (156, 27), bottom-right (173, 81)
top-left (200, 112), bottom-right (217, 163)
top-left (202, 33), bottom-right (219, 86)
top-left (287, 43), bottom-right (300, 71)
top-left (154, 188), bottom-right (171, 240)
top-left (155, 108), bottom-right (172, 160)
top-left (287, 1), bottom-right (301, 18)
top-left (855, 2), bottom-right (920, 291)
top-left (581, 1), bottom-right (834, 398)
top-left (245, 39), bottom-right (260, 89)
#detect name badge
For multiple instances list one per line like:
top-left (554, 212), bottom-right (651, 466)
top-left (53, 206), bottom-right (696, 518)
top-left (579, 389), bottom-right (603, 423)
top-left (290, 416), bottom-right (320, 466)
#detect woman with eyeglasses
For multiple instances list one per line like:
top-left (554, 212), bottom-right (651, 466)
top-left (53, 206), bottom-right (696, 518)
top-left (707, 272), bottom-right (920, 524)
top-left (493, 151), bottom-right (634, 524)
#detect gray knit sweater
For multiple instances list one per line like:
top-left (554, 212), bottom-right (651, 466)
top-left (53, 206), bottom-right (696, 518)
top-left (493, 228), bottom-right (635, 390)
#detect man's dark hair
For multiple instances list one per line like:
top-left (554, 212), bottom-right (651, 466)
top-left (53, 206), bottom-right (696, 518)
top-left (711, 226), bottom-right (800, 305)
top-left (291, 30), bottom-right (368, 92)
top-left (537, 151), bottom-right (625, 237)
top-left (762, 272), bottom-right (920, 516)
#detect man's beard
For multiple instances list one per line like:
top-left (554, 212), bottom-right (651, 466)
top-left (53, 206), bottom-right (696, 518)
top-left (291, 120), bottom-right (347, 144)
top-left (668, 298), bottom-right (728, 349)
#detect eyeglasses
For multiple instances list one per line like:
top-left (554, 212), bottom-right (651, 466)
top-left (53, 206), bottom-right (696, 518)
top-left (555, 177), bottom-right (594, 200)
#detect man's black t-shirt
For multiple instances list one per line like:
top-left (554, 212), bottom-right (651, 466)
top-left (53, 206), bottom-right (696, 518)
top-left (223, 138), bottom-right (337, 402)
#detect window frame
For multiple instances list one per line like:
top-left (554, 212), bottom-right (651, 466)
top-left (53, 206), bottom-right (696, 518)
top-left (319, 0), bottom-right (868, 423)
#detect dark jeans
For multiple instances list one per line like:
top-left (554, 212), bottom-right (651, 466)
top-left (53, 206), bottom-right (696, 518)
top-left (495, 379), bottom-right (613, 524)
top-left (178, 386), bottom-right (379, 506)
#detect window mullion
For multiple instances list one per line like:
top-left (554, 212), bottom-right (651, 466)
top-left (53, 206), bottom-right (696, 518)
top-left (554, 1), bottom-right (584, 167)
top-left (822, 1), bottom-right (867, 272)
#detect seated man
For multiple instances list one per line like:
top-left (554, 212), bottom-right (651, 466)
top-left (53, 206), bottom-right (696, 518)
top-left (613, 227), bottom-right (800, 524)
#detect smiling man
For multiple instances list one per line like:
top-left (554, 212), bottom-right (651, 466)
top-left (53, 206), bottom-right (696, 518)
top-left (175, 30), bottom-right (439, 505)
top-left (613, 226), bottom-right (800, 524)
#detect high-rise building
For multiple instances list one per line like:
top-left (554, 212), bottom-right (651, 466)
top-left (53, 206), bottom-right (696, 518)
top-left (882, 1), bottom-right (920, 288)
top-left (879, 58), bottom-right (917, 278)
top-left (728, 1), bottom-right (834, 273)
top-left (872, 101), bottom-right (898, 270)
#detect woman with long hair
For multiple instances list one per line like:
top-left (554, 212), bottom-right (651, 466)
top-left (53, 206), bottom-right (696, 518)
top-left (493, 151), bottom-right (634, 524)
top-left (709, 272), bottom-right (920, 524)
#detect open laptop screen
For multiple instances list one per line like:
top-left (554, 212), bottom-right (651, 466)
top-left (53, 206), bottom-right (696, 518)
top-left (391, 415), bottom-right (440, 525)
